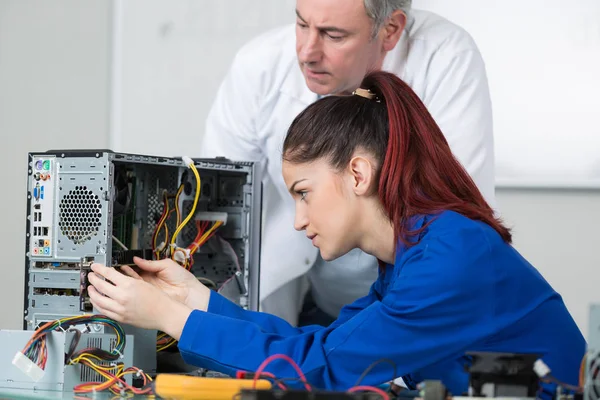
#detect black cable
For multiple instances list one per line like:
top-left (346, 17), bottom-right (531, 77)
top-left (64, 329), bottom-right (82, 363)
top-left (354, 358), bottom-right (398, 387)
top-left (73, 347), bottom-right (122, 361)
top-left (273, 377), bottom-right (317, 391)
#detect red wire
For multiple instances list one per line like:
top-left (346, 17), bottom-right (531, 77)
top-left (347, 385), bottom-right (390, 399)
top-left (151, 193), bottom-right (170, 253)
top-left (252, 354), bottom-right (311, 391)
top-left (187, 220), bottom-right (206, 254)
top-left (73, 360), bottom-right (153, 395)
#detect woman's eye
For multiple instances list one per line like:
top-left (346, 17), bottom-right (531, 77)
top-left (299, 191), bottom-right (307, 201)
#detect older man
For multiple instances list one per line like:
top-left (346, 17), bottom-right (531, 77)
top-left (200, 0), bottom-right (495, 326)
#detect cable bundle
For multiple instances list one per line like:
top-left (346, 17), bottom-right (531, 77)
top-left (20, 315), bottom-right (125, 371)
top-left (72, 358), bottom-right (153, 395)
top-left (14, 314), bottom-right (153, 395)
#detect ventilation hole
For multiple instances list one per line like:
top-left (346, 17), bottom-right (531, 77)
top-left (59, 188), bottom-right (102, 244)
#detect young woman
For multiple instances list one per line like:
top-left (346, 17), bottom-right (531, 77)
top-left (88, 71), bottom-right (585, 396)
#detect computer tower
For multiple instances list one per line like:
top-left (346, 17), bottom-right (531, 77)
top-left (23, 150), bottom-right (262, 376)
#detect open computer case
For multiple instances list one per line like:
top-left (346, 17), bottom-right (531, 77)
top-left (7, 150), bottom-right (262, 390)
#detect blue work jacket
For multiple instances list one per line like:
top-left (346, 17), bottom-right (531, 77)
top-left (178, 211), bottom-right (586, 395)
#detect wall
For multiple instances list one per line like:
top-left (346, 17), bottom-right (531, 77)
top-left (110, 0), bottom-right (600, 336)
top-left (113, 0), bottom-right (296, 157)
top-left (1, 1), bottom-right (597, 340)
top-left (496, 188), bottom-right (600, 337)
top-left (0, 0), bottom-right (112, 329)
top-left (415, 0), bottom-right (600, 187)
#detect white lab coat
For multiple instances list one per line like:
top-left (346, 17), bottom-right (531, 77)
top-left (201, 9), bottom-right (495, 324)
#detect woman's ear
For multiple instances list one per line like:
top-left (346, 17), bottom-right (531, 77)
top-left (348, 156), bottom-right (376, 196)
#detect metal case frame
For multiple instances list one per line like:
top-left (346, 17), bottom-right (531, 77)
top-left (23, 150), bottom-right (262, 374)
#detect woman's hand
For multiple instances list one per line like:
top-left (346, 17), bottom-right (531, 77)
top-left (119, 257), bottom-right (211, 312)
top-left (87, 263), bottom-right (192, 340)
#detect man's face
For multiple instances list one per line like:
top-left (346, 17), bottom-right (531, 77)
top-left (295, 0), bottom-right (385, 95)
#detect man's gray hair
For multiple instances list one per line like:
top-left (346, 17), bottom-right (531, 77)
top-left (364, 0), bottom-right (412, 38)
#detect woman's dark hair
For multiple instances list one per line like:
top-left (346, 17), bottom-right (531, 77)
top-left (282, 71), bottom-right (511, 246)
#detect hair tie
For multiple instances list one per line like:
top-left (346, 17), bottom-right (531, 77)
top-left (352, 88), bottom-right (380, 102)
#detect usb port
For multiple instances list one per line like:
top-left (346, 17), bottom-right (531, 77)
top-left (33, 213), bottom-right (38, 222)
top-left (42, 227), bottom-right (49, 236)
top-left (33, 227), bottom-right (38, 236)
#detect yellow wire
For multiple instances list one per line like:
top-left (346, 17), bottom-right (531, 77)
top-left (71, 354), bottom-right (124, 373)
top-left (198, 221), bottom-right (222, 244)
top-left (34, 317), bottom-right (150, 396)
top-left (73, 356), bottom-right (154, 395)
top-left (189, 221), bottom-right (223, 254)
top-left (170, 164), bottom-right (201, 247)
top-left (79, 359), bottom-right (119, 380)
top-left (157, 338), bottom-right (178, 352)
top-left (152, 191), bottom-right (170, 253)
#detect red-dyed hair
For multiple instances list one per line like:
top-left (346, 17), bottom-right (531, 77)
top-left (283, 71), bottom-right (511, 247)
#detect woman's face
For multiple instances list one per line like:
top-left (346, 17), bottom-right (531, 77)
top-left (282, 158), bottom-right (361, 261)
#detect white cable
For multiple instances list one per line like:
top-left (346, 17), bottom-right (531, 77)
top-left (218, 236), bottom-right (241, 272)
top-left (112, 235), bottom-right (128, 251)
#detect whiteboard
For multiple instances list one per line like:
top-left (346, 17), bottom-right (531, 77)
top-left (113, 0), bottom-right (600, 188)
top-left (414, 0), bottom-right (600, 188)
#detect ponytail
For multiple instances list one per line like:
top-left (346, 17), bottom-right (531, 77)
top-left (283, 71), bottom-right (511, 246)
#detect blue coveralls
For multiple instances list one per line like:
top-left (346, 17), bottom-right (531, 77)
top-left (178, 211), bottom-right (586, 395)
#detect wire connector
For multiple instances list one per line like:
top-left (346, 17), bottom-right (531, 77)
top-left (173, 248), bottom-right (191, 264)
top-left (195, 211), bottom-right (228, 225)
top-left (113, 348), bottom-right (124, 359)
top-left (533, 359), bottom-right (551, 378)
top-left (181, 156), bottom-right (194, 167)
top-left (12, 352), bottom-right (44, 382)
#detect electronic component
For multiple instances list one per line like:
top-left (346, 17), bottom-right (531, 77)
top-left (154, 374), bottom-right (271, 400)
top-left (24, 150), bottom-right (263, 379)
top-left (111, 249), bottom-right (154, 266)
top-left (195, 211), bottom-right (228, 225)
top-left (465, 352), bottom-right (540, 398)
top-left (239, 390), bottom-right (386, 399)
top-left (0, 330), bottom-right (134, 391)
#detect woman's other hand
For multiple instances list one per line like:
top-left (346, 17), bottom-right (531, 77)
top-left (120, 257), bottom-right (211, 312)
top-left (87, 263), bottom-right (192, 340)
